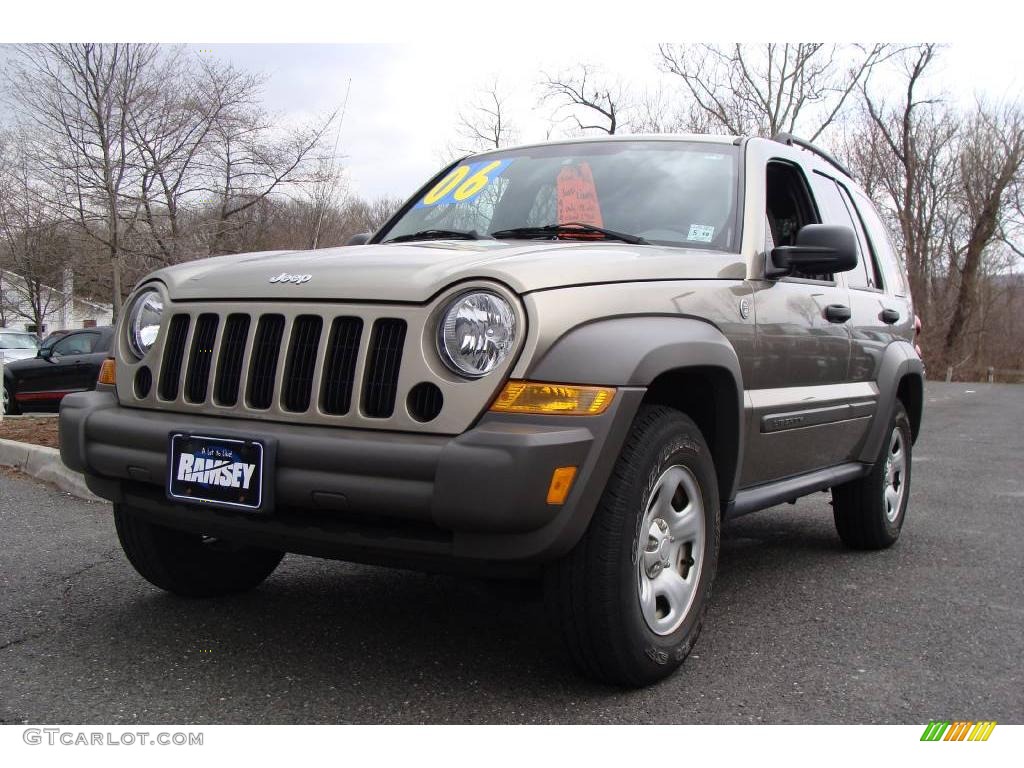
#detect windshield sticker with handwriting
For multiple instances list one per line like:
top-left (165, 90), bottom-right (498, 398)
top-left (687, 224), bottom-right (715, 243)
top-left (556, 163), bottom-right (604, 227)
top-left (416, 159), bottom-right (513, 208)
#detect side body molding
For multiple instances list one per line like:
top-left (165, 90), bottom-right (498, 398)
top-left (527, 316), bottom-right (746, 504)
top-left (859, 340), bottom-right (925, 462)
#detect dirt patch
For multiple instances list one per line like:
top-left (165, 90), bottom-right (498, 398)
top-left (0, 417), bottom-right (60, 449)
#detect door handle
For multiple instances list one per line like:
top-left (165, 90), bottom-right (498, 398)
top-left (879, 308), bottom-right (900, 325)
top-left (824, 304), bottom-right (851, 323)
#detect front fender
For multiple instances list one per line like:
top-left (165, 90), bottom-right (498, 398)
top-left (527, 315), bottom-right (744, 387)
top-left (526, 316), bottom-right (745, 504)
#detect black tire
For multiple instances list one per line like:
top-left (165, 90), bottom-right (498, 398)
top-left (833, 401), bottom-right (913, 550)
top-left (544, 405), bottom-right (720, 687)
top-left (114, 504), bottom-right (284, 597)
top-left (3, 383), bottom-right (20, 415)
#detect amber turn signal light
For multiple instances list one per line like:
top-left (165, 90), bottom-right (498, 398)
top-left (489, 380), bottom-right (615, 416)
top-left (546, 466), bottom-right (578, 505)
top-left (97, 358), bottom-right (116, 386)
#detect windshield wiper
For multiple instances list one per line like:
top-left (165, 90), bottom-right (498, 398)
top-left (384, 229), bottom-right (492, 244)
top-left (490, 222), bottom-right (648, 245)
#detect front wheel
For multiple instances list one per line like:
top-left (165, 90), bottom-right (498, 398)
top-left (114, 504), bottom-right (284, 597)
top-left (3, 383), bottom-right (20, 415)
top-left (544, 405), bottom-right (720, 687)
top-left (832, 401), bottom-right (913, 550)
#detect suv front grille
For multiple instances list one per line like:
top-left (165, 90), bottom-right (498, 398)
top-left (158, 314), bottom-right (191, 401)
top-left (184, 313), bottom-right (219, 403)
top-left (214, 314), bottom-right (250, 407)
top-left (321, 317), bottom-right (363, 415)
top-left (152, 309), bottom-right (408, 421)
top-left (362, 319), bottom-right (408, 418)
top-left (281, 315), bottom-right (323, 413)
top-left (246, 314), bottom-right (286, 410)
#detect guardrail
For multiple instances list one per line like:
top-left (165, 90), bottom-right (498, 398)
top-left (944, 365), bottom-right (1024, 384)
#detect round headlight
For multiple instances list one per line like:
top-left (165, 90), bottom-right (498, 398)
top-left (127, 288), bottom-right (164, 359)
top-left (438, 291), bottom-right (517, 378)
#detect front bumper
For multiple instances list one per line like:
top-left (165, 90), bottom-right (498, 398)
top-left (59, 389), bottom-right (643, 570)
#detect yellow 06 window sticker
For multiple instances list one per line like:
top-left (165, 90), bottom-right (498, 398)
top-left (416, 159), bottom-right (513, 208)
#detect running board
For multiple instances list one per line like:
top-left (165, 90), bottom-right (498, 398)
top-left (723, 462), bottom-right (870, 520)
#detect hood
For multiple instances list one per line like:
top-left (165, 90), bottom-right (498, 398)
top-left (0, 348), bottom-right (37, 364)
top-left (146, 241), bottom-right (746, 303)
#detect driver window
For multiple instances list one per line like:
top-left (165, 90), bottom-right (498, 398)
top-left (765, 161), bottom-right (827, 280)
top-left (52, 332), bottom-right (97, 356)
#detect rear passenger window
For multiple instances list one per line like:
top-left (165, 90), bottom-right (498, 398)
top-left (809, 173), bottom-right (875, 289)
top-left (852, 191), bottom-right (909, 296)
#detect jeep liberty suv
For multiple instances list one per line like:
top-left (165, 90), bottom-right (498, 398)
top-left (59, 134), bottom-right (923, 687)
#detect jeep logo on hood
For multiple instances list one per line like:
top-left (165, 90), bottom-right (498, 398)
top-left (269, 272), bottom-right (312, 285)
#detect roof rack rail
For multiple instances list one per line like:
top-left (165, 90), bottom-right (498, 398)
top-left (771, 132), bottom-right (855, 180)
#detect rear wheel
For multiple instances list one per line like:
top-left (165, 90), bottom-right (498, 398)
top-left (114, 504), bottom-right (283, 597)
top-left (832, 401), bottom-right (913, 550)
top-left (545, 405), bottom-right (720, 687)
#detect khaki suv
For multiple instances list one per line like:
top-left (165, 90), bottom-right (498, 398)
top-left (59, 134), bottom-right (923, 687)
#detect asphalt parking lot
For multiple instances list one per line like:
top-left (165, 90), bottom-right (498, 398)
top-left (1, 382), bottom-right (1021, 724)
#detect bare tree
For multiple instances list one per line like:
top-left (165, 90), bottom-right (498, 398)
top-left (658, 43), bottom-right (889, 141)
top-left (197, 96), bottom-right (337, 255)
top-left (849, 44), bottom-right (958, 323)
top-left (447, 79), bottom-right (519, 156)
top-left (340, 194), bottom-right (403, 236)
top-left (0, 132), bottom-right (73, 334)
top-left (6, 44), bottom-right (160, 318)
top-left (940, 102), bottom-right (1024, 363)
top-left (846, 45), bottom-right (1024, 369)
top-left (540, 65), bottom-right (627, 135)
top-left (127, 53), bottom-right (264, 265)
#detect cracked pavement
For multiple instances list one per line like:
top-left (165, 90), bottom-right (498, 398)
top-left (0, 382), bottom-right (1021, 724)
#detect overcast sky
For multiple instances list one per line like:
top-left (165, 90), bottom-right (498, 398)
top-left (5, 41), bottom-right (1021, 202)
top-left (196, 43), bottom-right (1024, 202)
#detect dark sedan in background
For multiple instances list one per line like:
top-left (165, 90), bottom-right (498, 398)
top-left (3, 327), bottom-right (113, 414)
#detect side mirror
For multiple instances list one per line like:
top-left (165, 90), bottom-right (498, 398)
top-left (38, 347), bottom-right (53, 360)
top-left (769, 224), bottom-right (859, 278)
top-left (346, 232), bottom-right (371, 246)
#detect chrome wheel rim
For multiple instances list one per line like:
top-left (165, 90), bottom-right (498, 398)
top-left (883, 427), bottom-right (907, 522)
top-left (636, 464), bottom-right (706, 636)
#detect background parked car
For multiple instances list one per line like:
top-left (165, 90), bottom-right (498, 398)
top-left (0, 328), bottom-right (40, 364)
top-left (3, 327), bottom-right (113, 414)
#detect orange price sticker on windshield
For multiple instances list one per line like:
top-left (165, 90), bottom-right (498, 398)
top-left (556, 163), bottom-right (603, 228)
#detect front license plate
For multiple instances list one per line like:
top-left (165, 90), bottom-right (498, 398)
top-left (167, 433), bottom-right (265, 511)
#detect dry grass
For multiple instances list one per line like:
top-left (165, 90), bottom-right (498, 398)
top-left (0, 416), bottom-right (60, 448)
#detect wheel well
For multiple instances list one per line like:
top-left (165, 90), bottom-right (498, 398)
top-left (896, 373), bottom-right (923, 442)
top-left (642, 366), bottom-right (741, 504)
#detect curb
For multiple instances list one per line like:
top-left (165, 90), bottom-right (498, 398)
top-left (0, 437), bottom-right (101, 502)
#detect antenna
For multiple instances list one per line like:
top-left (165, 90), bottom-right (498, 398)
top-left (312, 76), bottom-right (352, 250)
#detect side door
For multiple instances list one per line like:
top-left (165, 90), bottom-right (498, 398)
top-left (23, 331), bottom-right (101, 401)
top-left (805, 172), bottom-right (892, 455)
top-left (845, 187), bottom-right (916, 367)
top-left (742, 155), bottom-right (854, 486)
top-left (69, 328), bottom-right (113, 391)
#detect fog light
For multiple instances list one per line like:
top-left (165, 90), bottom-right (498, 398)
top-left (97, 358), bottom-right (116, 385)
top-left (547, 466), bottom-right (578, 505)
top-left (489, 381), bottom-right (615, 415)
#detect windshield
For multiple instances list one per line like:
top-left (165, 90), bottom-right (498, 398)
top-left (381, 140), bottom-right (741, 251)
top-left (0, 332), bottom-right (38, 350)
